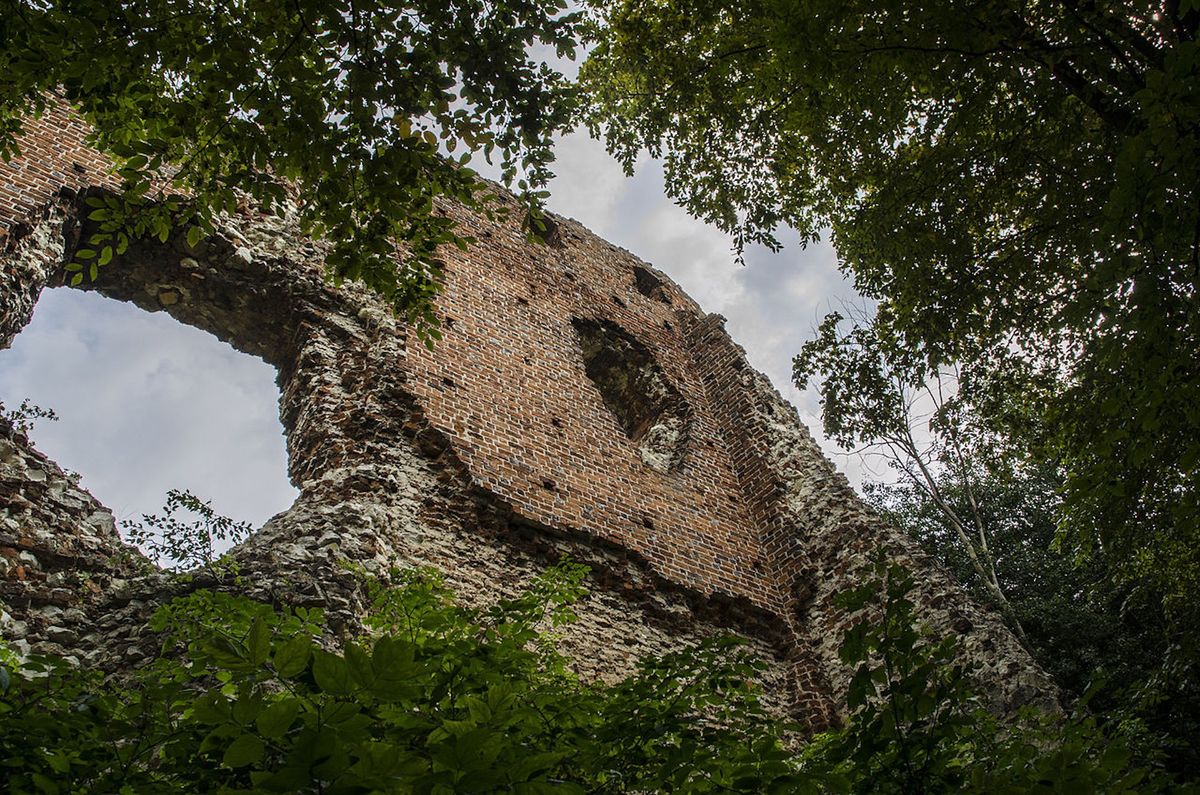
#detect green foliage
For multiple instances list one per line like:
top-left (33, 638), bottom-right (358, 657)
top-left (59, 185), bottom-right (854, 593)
top-left (797, 561), bottom-right (1193, 793)
top-left (793, 313), bottom-right (953, 457)
top-left (3, 556), bottom-right (1193, 792)
top-left (869, 466), bottom-right (1200, 776)
top-left (0, 398), bottom-right (58, 436)
top-left (791, 310), bottom-right (1200, 773)
top-left (869, 469), bottom-right (1104, 689)
top-left (814, 565), bottom-right (976, 793)
top-left (0, 564), bottom-right (807, 793)
top-left (5, 481), bottom-right (1191, 790)
top-left (121, 488), bottom-right (252, 575)
top-left (1, 0), bottom-right (581, 339)
top-left (581, 0), bottom-right (1200, 656)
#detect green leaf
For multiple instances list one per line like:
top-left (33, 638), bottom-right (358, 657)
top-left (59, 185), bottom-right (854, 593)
top-left (205, 635), bottom-right (248, 667)
top-left (313, 650), bottom-right (353, 695)
top-left (233, 692), bottom-right (266, 725)
top-left (256, 698), bottom-right (300, 739)
top-left (247, 616), bottom-right (270, 666)
top-left (223, 733), bottom-right (265, 768)
top-left (465, 696), bottom-right (491, 724)
top-left (31, 772), bottom-right (59, 794)
top-left (274, 635), bottom-right (312, 678)
top-left (323, 701), bottom-right (362, 725)
top-left (508, 751), bottom-right (566, 782)
top-left (192, 691), bottom-right (231, 724)
top-left (345, 642), bottom-right (375, 689)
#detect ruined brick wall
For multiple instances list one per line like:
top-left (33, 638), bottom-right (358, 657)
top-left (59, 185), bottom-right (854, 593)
top-left (0, 103), bottom-right (1057, 729)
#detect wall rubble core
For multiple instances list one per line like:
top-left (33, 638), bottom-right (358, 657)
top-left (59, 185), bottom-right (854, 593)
top-left (0, 104), bottom-right (1058, 731)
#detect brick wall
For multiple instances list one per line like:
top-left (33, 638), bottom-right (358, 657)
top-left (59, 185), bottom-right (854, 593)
top-left (0, 101), bottom-right (116, 227)
top-left (0, 102), bottom-right (1058, 723)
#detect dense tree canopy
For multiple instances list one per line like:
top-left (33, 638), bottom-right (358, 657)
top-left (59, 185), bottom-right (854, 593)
top-left (868, 463), bottom-right (1200, 772)
top-left (0, 0), bottom-right (579, 337)
top-left (581, 0), bottom-right (1200, 642)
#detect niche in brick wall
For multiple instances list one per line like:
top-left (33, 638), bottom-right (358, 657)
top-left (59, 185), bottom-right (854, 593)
top-left (632, 265), bottom-right (671, 303)
top-left (572, 317), bottom-right (689, 472)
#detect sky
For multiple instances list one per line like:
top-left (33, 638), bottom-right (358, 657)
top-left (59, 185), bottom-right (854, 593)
top-left (0, 128), bottom-right (877, 532)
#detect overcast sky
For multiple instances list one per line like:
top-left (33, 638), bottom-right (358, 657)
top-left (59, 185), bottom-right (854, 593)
top-left (0, 128), bottom-right (876, 532)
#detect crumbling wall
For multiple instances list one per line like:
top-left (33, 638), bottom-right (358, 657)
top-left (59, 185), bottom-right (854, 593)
top-left (0, 102), bottom-right (1057, 730)
top-left (682, 315), bottom-right (1058, 716)
top-left (572, 317), bottom-right (690, 473)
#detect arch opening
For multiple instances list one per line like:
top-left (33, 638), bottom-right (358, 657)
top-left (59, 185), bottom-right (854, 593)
top-left (0, 287), bottom-right (297, 542)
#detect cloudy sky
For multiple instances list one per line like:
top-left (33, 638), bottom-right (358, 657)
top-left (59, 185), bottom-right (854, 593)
top-left (0, 128), bottom-right (877, 532)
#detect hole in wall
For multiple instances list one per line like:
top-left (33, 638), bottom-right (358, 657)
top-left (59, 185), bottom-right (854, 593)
top-left (0, 289), bottom-right (297, 544)
top-left (537, 214), bottom-right (564, 248)
top-left (633, 265), bottom-right (671, 303)
top-left (571, 317), bottom-right (689, 473)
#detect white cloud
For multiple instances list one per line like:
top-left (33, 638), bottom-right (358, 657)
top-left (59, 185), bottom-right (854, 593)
top-left (0, 289), bottom-right (296, 528)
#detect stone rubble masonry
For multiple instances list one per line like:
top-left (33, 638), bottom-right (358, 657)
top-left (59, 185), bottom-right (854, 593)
top-left (0, 102), bottom-right (1058, 730)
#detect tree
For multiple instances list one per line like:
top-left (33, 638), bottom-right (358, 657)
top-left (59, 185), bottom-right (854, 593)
top-left (794, 312), bottom-right (1034, 647)
top-left (0, 0), bottom-right (580, 338)
top-left (868, 463), bottom-right (1200, 776)
top-left (791, 307), bottom-right (1200, 773)
top-left (580, 0), bottom-right (1200, 645)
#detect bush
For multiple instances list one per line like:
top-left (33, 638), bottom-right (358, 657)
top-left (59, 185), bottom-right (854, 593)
top-left (1, 560), bottom-right (1192, 793)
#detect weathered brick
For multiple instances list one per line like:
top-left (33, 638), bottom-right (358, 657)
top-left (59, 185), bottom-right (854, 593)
top-left (0, 102), bottom-right (1058, 730)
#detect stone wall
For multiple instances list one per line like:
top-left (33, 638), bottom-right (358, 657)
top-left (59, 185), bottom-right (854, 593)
top-left (0, 102), bottom-right (1057, 730)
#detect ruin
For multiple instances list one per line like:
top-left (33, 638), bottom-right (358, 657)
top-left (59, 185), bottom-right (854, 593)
top-left (0, 103), bottom-right (1056, 731)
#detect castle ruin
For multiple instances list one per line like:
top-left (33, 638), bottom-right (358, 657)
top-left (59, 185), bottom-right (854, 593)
top-left (0, 104), bottom-right (1056, 731)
